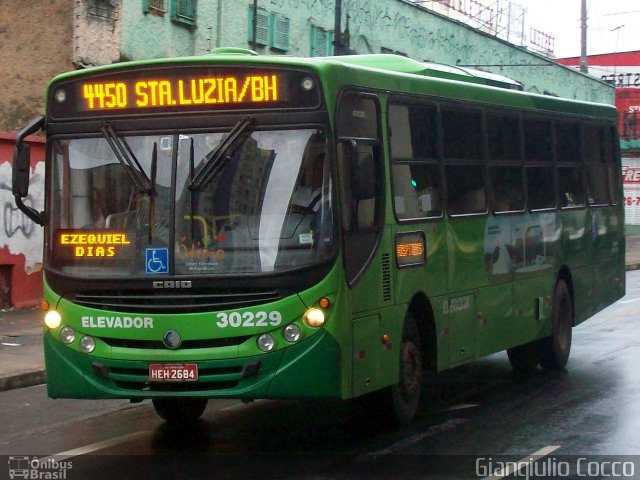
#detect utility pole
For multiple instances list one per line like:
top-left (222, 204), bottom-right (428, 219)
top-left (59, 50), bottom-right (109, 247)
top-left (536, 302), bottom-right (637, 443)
top-left (333, 0), bottom-right (343, 55)
top-left (252, 0), bottom-right (258, 51)
top-left (580, 0), bottom-right (588, 73)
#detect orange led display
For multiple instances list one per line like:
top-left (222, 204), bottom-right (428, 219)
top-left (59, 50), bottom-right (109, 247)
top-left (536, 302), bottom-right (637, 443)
top-left (396, 242), bottom-right (424, 258)
top-left (56, 230), bottom-right (133, 259)
top-left (395, 232), bottom-right (426, 268)
top-left (80, 75), bottom-right (279, 111)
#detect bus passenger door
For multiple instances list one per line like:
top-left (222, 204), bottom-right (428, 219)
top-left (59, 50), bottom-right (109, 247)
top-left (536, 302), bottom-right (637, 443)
top-left (336, 91), bottom-right (392, 396)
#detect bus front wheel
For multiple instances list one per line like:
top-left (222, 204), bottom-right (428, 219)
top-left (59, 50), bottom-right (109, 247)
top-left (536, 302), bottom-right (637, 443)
top-left (152, 397), bottom-right (208, 425)
top-left (389, 313), bottom-right (423, 425)
top-left (540, 280), bottom-right (573, 369)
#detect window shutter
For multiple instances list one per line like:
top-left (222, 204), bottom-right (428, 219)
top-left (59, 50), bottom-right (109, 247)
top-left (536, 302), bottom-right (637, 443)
top-left (171, 0), bottom-right (195, 26)
top-left (311, 26), bottom-right (333, 57)
top-left (248, 6), bottom-right (270, 46)
top-left (271, 13), bottom-right (290, 51)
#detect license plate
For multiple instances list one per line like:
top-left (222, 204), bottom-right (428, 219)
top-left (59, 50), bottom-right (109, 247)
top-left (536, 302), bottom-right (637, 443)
top-left (148, 363), bottom-right (198, 382)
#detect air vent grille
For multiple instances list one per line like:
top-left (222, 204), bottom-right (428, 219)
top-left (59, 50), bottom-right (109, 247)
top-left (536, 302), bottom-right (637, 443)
top-left (68, 288), bottom-right (283, 314)
top-left (381, 253), bottom-right (392, 302)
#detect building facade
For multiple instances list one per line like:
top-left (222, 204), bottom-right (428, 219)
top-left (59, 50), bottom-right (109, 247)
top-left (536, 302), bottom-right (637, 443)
top-left (557, 51), bottom-right (640, 229)
top-left (0, 0), bottom-right (617, 307)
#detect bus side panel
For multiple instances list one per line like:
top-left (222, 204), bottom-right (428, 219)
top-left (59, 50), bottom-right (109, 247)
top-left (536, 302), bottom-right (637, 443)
top-left (347, 224), bottom-right (397, 397)
top-left (569, 265), bottom-right (593, 325)
top-left (511, 274), bottom-right (554, 345)
top-left (446, 217), bottom-right (487, 292)
top-left (477, 214), bottom-right (515, 357)
top-left (445, 217), bottom-right (485, 365)
top-left (510, 212), bottom-right (560, 346)
top-left (392, 220), bottom-right (448, 365)
top-left (558, 208), bottom-right (593, 323)
top-left (558, 209), bottom-right (590, 269)
top-left (475, 283), bottom-right (513, 358)
top-left (392, 222), bottom-right (449, 301)
top-left (351, 305), bottom-right (402, 397)
top-left (589, 205), bottom-right (625, 319)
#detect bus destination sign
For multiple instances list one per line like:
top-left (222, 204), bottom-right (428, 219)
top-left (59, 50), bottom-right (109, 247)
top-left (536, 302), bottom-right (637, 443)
top-left (49, 66), bottom-right (320, 119)
top-left (80, 74), bottom-right (279, 111)
top-left (55, 230), bottom-right (135, 260)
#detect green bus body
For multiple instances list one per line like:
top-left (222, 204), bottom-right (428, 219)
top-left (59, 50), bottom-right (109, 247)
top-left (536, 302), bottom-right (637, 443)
top-left (24, 52), bottom-right (623, 417)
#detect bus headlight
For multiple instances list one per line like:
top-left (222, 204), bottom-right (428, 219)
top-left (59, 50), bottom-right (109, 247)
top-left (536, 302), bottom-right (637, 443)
top-left (303, 308), bottom-right (325, 328)
top-left (60, 326), bottom-right (75, 344)
top-left (257, 333), bottom-right (275, 352)
top-left (44, 310), bottom-right (62, 330)
top-left (283, 324), bottom-right (301, 343)
top-left (80, 336), bottom-right (95, 353)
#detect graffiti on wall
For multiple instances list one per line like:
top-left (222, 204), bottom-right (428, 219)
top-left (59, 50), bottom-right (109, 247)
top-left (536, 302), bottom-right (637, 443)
top-left (268, 0), bottom-right (433, 49)
top-left (269, 0), bottom-right (334, 14)
top-left (344, 0), bottom-right (431, 49)
top-left (0, 161), bottom-right (44, 274)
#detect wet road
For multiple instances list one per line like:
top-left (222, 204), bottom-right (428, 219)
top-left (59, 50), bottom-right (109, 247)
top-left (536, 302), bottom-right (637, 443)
top-left (2, 272), bottom-right (640, 479)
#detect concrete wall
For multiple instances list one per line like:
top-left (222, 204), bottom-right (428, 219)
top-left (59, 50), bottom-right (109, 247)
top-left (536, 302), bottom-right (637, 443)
top-left (0, 0), bottom-right (74, 133)
top-left (73, 0), bottom-right (122, 66)
top-left (0, 134), bottom-right (44, 309)
top-left (117, 0), bottom-right (613, 104)
top-left (120, 1), bottom-right (214, 60)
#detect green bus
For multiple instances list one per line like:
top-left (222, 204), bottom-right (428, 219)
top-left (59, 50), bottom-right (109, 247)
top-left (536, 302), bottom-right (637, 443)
top-left (13, 49), bottom-right (625, 425)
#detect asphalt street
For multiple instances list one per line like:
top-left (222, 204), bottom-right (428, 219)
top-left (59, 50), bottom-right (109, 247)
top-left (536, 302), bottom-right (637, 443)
top-left (2, 271), bottom-right (640, 479)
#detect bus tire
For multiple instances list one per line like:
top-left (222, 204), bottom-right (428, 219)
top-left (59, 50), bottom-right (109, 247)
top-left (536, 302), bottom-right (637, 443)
top-left (389, 313), bottom-right (423, 425)
top-left (540, 280), bottom-right (573, 369)
top-left (152, 397), bottom-right (208, 425)
top-left (507, 340), bottom-right (541, 374)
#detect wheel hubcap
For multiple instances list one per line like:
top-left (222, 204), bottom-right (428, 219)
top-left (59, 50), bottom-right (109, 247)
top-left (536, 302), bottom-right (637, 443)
top-left (400, 341), bottom-right (422, 398)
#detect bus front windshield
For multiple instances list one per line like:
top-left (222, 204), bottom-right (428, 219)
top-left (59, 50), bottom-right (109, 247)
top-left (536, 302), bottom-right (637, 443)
top-left (48, 128), bottom-right (335, 277)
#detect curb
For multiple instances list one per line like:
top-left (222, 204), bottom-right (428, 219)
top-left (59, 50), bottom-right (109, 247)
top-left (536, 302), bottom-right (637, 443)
top-left (626, 263), bottom-right (640, 272)
top-left (0, 370), bottom-right (47, 393)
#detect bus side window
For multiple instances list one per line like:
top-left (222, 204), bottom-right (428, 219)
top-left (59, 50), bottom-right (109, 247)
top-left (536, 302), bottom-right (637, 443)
top-left (442, 106), bottom-right (486, 215)
top-left (524, 118), bottom-right (552, 162)
top-left (446, 164), bottom-right (486, 215)
top-left (583, 124), bottom-right (610, 205)
top-left (524, 116), bottom-right (555, 210)
top-left (556, 121), bottom-right (585, 209)
top-left (389, 102), bottom-right (442, 220)
top-left (526, 166), bottom-right (556, 210)
top-left (487, 112), bottom-right (524, 213)
top-left (491, 166), bottom-right (524, 212)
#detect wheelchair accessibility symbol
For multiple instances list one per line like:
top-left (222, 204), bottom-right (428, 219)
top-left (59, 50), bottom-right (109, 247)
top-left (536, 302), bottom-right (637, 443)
top-left (146, 248), bottom-right (169, 274)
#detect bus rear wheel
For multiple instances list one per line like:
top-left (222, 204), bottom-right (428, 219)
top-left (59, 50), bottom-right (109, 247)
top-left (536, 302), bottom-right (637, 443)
top-left (507, 340), bottom-right (542, 374)
top-left (152, 397), bottom-right (208, 425)
top-left (540, 280), bottom-right (573, 369)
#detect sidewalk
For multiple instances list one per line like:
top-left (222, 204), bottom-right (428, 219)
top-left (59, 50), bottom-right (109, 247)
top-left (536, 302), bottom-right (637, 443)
top-left (2, 234), bottom-right (640, 394)
top-left (0, 307), bottom-right (45, 391)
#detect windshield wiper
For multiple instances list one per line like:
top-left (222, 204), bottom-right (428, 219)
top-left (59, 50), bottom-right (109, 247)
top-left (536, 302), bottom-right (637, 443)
top-left (188, 137), bottom-right (197, 243)
top-left (101, 123), bottom-right (152, 193)
top-left (149, 142), bottom-right (158, 242)
top-left (189, 116), bottom-right (255, 191)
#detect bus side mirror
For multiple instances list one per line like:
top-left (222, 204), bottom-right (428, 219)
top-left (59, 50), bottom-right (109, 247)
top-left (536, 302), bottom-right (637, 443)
top-left (12, 115), bottom-right (45, 226)
top-left (12, 144), bottom-right (31, 198)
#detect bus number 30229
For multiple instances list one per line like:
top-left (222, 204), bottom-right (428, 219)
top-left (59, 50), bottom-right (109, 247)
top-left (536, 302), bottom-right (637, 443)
top-left (216, 311), bottom-right (282, 328)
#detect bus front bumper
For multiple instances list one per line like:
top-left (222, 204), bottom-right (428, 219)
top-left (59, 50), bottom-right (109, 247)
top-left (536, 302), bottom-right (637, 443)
top-left (44, 330), bottom-right (341, 400)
